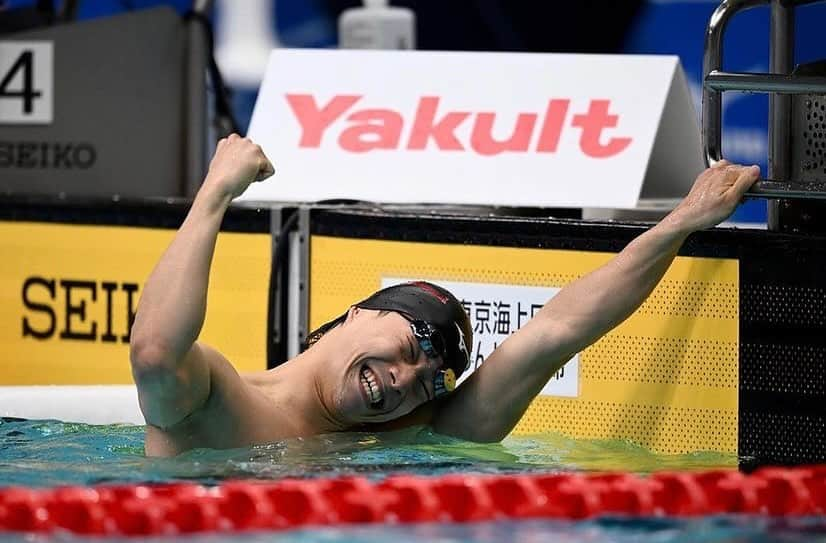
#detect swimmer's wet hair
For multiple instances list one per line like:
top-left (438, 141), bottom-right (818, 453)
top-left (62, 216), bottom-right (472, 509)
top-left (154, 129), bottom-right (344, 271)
top-left (303, 310), bottom-right (390, 351)
top-left (302, 282), bottom-right (473, 379)
top-left (303, 316), bottom-right (344, 351)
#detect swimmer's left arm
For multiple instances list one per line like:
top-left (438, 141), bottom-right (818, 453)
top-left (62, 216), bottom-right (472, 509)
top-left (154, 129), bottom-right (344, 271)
top-left (431, 162), bottom-right (760, 442)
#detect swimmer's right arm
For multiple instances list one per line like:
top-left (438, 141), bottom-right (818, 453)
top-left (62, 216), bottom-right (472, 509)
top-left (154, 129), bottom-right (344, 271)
top-left (431, 162), bottom-right (759, 441)
top-left (129, 135), bottom-right (274, 429)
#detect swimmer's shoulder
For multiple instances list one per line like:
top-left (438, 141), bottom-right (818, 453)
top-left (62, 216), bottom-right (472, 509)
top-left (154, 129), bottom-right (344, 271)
top-left (144, 347), bottom-right (279, 455)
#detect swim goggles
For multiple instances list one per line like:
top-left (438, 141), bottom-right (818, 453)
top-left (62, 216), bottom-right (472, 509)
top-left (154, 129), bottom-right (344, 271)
top-left (409, 320), bottom-right (457, 398)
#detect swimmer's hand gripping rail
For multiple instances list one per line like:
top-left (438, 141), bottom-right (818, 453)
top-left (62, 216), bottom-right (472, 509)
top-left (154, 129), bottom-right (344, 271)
top-left (703, 0), bottom-right (826, 199)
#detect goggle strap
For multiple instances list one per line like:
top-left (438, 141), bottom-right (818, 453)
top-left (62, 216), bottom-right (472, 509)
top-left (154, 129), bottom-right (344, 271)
top-left (433, 368), bottom-right (457, 397)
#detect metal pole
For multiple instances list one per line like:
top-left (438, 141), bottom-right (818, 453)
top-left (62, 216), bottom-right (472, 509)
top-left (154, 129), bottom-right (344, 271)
top-left (184, 0), bottom-right (214, 197)
top-left (705, 71), bottom-right (826, 93)
top-left (268, 207), bottom-right (283, 368)
top-left (702, 2), bottom-right (729, 166)
top-left (767, 0), bottom-right (795, 229)
top-left (702, 0), bottom-right (770, 166)
top-left (287, 207), bottom-right (311, 360)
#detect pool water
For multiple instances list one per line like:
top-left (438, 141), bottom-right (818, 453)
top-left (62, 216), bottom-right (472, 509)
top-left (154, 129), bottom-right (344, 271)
top-left (0, 417), bottom-right (735, 487)
top-left (1, 518), bottom-right (825, 543)
top-left (2, 418), bottom-right (824, 543)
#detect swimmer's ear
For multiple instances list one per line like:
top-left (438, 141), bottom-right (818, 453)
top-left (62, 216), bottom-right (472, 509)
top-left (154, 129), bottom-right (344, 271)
top-left (345, 306), bottom-right (360, 322)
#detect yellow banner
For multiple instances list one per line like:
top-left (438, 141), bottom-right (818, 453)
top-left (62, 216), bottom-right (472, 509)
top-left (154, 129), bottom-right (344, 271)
top-left (0, 222), bottom-right (270, 385)
top-left (309, 235), bottom-right (739, 454)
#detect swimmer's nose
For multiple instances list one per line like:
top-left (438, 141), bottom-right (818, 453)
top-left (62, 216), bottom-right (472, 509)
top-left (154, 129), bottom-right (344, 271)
top-left (390, 362), bottom-right (431, 401)
top-left (389, 364), bottom-right (415, 393)
top-left (389, 365), bottom-right (411, 391)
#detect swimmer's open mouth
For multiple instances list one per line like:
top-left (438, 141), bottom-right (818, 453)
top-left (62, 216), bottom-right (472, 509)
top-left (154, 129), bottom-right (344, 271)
top-left (360, 365), bottom-right (384, 409)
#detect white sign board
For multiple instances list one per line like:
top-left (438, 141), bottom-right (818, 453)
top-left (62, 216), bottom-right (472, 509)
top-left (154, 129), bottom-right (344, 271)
top-left (0, 41), bottom-right (53, 124)
top-left (382, 278), bottom-right (579, 398)
top-left (242, 49), bottom-right (702, 208)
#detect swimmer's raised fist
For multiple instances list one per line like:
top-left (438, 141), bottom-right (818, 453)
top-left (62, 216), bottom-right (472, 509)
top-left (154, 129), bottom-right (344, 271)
top-left (203, 134), bottom-right (275, 199)
top-left (668, 161), bottom-right (760, 232)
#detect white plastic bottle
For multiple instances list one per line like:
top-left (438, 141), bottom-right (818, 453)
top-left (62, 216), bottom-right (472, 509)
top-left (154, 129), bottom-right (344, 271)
top-left (338, 0), bottom-right (416, 50)
top-left (214, 0), bottom-right (280, 87)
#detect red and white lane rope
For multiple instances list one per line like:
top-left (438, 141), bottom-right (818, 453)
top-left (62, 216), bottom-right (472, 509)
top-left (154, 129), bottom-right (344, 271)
top-left (1, 466), bottom-right (824, 536)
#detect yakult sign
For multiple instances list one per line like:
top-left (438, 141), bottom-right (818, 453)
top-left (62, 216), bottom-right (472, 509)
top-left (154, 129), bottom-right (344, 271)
top-left (284, 95), bottom-right (630, 158)
top-left (241, 49), bottom-right (702, 208)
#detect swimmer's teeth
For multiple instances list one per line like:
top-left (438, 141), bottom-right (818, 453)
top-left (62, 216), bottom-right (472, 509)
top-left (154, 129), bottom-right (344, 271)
top-left (361, 367), bottom-right (383, 406)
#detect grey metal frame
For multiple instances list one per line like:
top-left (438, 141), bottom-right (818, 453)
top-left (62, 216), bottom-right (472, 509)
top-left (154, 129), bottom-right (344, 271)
top-left (702, 0), bottom-right (826, 200)
top-left (185, 0), bottom-right (214, 196)
top-left (269, 207), bottom-right (284, 366)
top-left (287, 206), bottom-right (311, 360)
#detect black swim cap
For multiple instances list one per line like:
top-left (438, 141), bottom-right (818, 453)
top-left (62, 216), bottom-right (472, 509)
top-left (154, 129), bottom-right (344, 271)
top-left (355, 281), bottom-right (472, 379)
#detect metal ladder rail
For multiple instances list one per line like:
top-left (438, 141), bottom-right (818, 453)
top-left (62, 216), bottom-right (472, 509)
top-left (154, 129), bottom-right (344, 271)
top-left (702, 0), bottom-right (826, 199)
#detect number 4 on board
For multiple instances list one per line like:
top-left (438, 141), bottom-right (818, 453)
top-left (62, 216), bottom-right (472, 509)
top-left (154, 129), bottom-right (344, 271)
top-left (0, 51), bottom-right (42, 114)
top-left (0, 41), bottom-right (52, 124)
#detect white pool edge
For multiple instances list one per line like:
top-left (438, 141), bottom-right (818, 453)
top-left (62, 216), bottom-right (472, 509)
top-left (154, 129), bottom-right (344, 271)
top-left (0, 385), bottom-right (144, 425)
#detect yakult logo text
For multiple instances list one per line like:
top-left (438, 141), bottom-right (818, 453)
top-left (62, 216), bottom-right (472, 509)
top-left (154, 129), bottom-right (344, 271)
top-left (285, 94), bottom-right (632, 158)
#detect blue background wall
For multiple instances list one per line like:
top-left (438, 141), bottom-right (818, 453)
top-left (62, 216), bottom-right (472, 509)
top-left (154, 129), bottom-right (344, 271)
top-left (623, 1), bottom-right (826, 221)
top-left (4, 0), bottom-right (825, 221)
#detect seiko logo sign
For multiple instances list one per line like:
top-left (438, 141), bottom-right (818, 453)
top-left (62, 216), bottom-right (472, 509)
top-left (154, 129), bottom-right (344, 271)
top-left (285, 94), bottom-right (632, 158)
top-left (0, 141), bottom-right (97, 169)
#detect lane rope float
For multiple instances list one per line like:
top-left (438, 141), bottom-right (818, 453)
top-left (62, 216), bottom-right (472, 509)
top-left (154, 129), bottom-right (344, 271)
top-left (0, 466), bottom-right (824, 535)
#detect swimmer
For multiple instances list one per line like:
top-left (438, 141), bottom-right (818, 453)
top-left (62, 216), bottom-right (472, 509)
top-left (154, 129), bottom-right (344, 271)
top-left (130, 134), bottom-right (760, 457)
